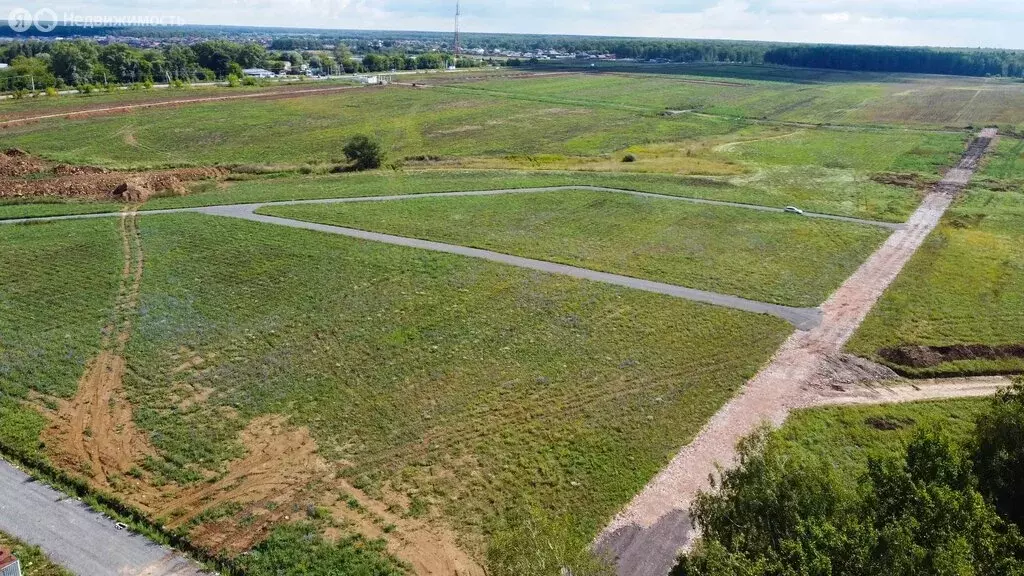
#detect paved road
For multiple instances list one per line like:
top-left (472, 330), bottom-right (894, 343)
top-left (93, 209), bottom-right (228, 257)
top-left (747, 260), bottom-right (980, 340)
top-left (0, 185), bottom-right (904, 230)
top-left (0, 459), bottom-right (205, 576)
top-left (1, 183), bottom-right (907, 329)
top-left (200, 204), bottom-right (822, 329)
top-left (593, 128), bottom-right (999, 576)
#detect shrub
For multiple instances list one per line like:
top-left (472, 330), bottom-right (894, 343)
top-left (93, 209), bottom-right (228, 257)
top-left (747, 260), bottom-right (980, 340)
top-left (622, 154), bottom-right (637, 163)
top-left (342, 135), bottom-right (385, 171)
top-left (226, 74), bottom-right (240, 88)
top-left (674, 426), bottom-right (1024, 576)
top-left (45, 87), bottom-right (58, 97)
top-left (974, 382), bottom-right (1024, 527)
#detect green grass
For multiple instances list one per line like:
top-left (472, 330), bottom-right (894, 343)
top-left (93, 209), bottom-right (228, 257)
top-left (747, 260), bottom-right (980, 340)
top-left (848, 187), bottom-right (1024, 376)
top-left (124, 212), bottom-right (790, 563)
top-left (259, 189), bottom-right (890, 307)
top-left (979, 136), bottom-right (1024, 182)
top-left (775, 399), bottom-right (988, 482)
top-left (463, 68), bottom-right (1024, 127)
top-left (239, 522), bottom-right (406, 576)
top-left (0, 79), bottom-right (360, 119)
top-left (1, 87), bottom-right (744, 169)
top-left (0, 219), bottom-right (122, 399)
top-left (0, 531), bottom-right (74, 576)
top-left (0, 167), bottom-right (923, 224)
top-left (724, 128), bottom-right (966, 173)
top-left (0, 198), bottom-right (125, 220)
top-left (0, 218), bottom-right (121, 459)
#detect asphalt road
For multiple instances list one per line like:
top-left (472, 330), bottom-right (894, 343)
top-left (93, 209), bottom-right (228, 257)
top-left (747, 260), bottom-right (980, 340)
top-left (0, 459), bottom-right (205, 576)
top-left (200, 204), bottom-right (823, 329)
top-left (0, 186), bottom-right (903, 230)
top-left (0, 185), bottom-right (906, 329)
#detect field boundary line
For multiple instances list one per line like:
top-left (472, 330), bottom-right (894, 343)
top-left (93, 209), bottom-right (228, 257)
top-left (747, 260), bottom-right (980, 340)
top-left (0, 84), bottom-right (373, 128)
top-left (198, 204), bottom-right (824, 329)
top-left (0, 185), bottom-right (904, 229)
top-left (592, 128), bottom-right (998, 576)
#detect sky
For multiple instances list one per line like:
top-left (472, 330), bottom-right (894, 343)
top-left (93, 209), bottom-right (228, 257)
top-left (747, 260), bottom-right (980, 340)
top-left (9, 1), bottom-right (1024, 49)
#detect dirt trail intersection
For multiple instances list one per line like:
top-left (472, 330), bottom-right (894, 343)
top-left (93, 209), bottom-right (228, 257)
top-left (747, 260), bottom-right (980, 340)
top-left (593, 128), bottom-right (999, 576)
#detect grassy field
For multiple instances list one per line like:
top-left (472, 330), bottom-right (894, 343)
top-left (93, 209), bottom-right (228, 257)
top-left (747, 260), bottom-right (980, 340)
top-left (259, 189), bottom-right (889, 307)
top-left (848, 186), bottom-right (1024, 376)
top-left (0, 86), bottom-right (744, 169)
top-left (979, 136), bottom-right (1024, 183)
top-left (461, 68), bottom-right (1024, 128)
top-left (0, 164), bottom-right (925, 223)
top-left (775, 399), bottom-right (988, 481)
top-left (0, 218), bottom-right (121, 456)
top-left (121, 212), bottom-right (791, 564)
top-left (0, 531), bottom-right (73, 576)
top-left (0, 77), bottom-right (969, 176)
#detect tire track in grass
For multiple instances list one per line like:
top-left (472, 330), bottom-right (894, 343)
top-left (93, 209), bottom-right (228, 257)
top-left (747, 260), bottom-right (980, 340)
top-left (47, 209), bottom-right (154, 485)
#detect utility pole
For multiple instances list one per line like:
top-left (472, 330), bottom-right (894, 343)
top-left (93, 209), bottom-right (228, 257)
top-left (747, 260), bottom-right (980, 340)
top-left (453, 0), bottom-right (461, 69)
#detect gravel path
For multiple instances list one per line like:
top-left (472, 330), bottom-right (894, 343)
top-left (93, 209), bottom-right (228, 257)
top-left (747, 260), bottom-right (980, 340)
top-left (0, 459), bottom-right (206, 576)
top-left (593, 128), bottom-right (998, 576)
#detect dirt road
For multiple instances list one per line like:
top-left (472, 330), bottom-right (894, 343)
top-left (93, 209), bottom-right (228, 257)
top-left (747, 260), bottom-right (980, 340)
top-left (593, 128), bottom-right (998, 576)
top-left (809, 376), bottom-right (1014, 406)
top-left (0, 84), bottom-right (371, 128)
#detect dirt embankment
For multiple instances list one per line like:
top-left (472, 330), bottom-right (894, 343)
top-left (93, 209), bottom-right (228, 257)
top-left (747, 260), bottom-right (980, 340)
top-left (0, 149), bottom-right (225, 201)
top-left (880, 344), bottom-right (1024, 369)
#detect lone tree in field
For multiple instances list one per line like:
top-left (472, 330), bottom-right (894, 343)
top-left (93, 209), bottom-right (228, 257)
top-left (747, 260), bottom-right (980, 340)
top-left (343, 135), bottom-right (384, 171)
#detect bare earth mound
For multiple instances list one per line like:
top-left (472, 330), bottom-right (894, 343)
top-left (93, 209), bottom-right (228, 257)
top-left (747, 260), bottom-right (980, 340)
top-left (0, 150), bottom-right (225, 201)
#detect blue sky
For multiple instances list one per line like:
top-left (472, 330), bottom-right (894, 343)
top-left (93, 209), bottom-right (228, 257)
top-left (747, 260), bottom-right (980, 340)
top-left (11, 1), bottom-right (1024, 49)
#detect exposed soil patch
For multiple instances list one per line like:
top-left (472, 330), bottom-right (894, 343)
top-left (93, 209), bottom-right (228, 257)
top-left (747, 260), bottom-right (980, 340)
top-left (880, 344), bottom-right (1024, 369)
top-left (0, 151), bottom-right (226, 201)
top-left (810, 353), bottom-right (900, 394)
top-left (0, 148), bottom-right (46, 177)
top-left (871, 172), bottom-right (935, 190)
top-left (45, 212), bottom-right (153, 487)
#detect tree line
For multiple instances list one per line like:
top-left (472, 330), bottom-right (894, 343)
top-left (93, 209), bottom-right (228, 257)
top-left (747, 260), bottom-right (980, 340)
top-left (0, 39), bottom-right (472, 91)
top-left (764, 45), bottom-right (1024, 78)
top-left (676, 384), bottom-right (1024, 576)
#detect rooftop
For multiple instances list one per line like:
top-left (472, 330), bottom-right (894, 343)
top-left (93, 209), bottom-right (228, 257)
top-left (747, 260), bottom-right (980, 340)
top-left (0, 548), bottom-right (17, 570)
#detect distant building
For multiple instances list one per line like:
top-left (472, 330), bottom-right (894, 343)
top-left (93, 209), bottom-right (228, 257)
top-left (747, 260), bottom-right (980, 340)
top-left (0, 63), bottom-right (8, 69)
top-left (0, 548), bottom-right (21, 576)
top-left (242, 68), bottom-right (275, 78)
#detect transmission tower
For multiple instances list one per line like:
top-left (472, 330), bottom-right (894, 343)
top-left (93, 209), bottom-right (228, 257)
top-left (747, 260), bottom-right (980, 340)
top-left (453, 1), bottom-right (461, 68)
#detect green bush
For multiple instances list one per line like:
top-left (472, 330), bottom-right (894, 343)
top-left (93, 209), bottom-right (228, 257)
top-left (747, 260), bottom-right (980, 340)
top-left (675, 423), bottom-right (1024, 576)
top-left (342, 135), bottom-right (385, 171)
top-left (237, 522), bottom-right (405, 576)
top-left (974, 382), bottom-right (1024, 527)
top-left (226, 74), bottom-right (240, 88)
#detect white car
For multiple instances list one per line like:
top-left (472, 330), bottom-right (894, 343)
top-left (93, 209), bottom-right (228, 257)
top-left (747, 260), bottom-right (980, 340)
top-left (783, 206), bottom-right (805, 215)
